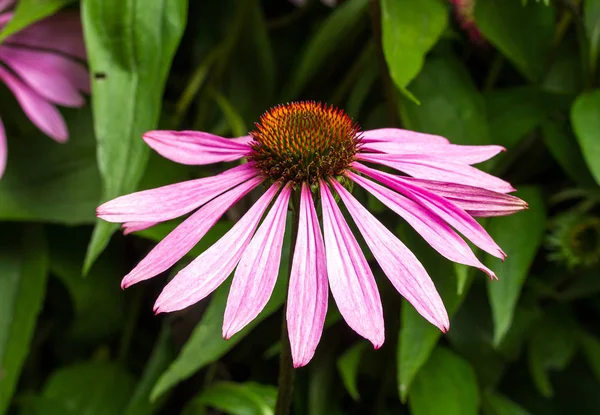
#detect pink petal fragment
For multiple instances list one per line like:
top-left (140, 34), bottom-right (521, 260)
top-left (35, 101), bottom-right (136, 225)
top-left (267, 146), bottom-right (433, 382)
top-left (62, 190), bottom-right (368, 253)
top-left (230, 135), bottom-right (253, 146)
top-left (361, 128), bottom-right (450, 145)
top-left (4, 12), bottom-right (86, 60)
top-left (358, 153), bottom-right (515, 193)
top-left (350, 172), bottom-right (497, 279)
top-left (97, 163), bottom-right (258, 223)
top-left (330, 180), bottom-right (449, 332)
top-left (0, 65), bottom-right (67, 142)
top-left (122, 176), bottom-right (263, 289)
top-left (222, 184), bottom-right (292, 339)
top-left (361, 142), bottom-right (505, 165)
top-left (143, 130), bottom-right (251, 165)
top-left (320, 181), bottom-right (385, 348)
top-left (401, 178), bottom-right (528, 217)
top-left (355, 163), bottom-right (505, 259)
top-left (0, 117), bottom-right (6, 178)
top-left (0, 0), bottom-right (14, 14)
top-left (287, 183), bottom-right (328, 367)
top-left (153, 183), bottom-right (281, 314)
top-left (0, 46), bottom-right (86, 107)
top-left (122, 221), bottom-right (157, 235)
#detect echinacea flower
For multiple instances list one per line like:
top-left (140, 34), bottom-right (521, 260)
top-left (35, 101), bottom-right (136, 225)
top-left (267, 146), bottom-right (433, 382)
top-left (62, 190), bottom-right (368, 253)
top-left (0, 1), bottom-right (88, 177)
top-left (97, 101), bottom-right (526, 367)
top-left (450, 0), bottom-right (483, 44)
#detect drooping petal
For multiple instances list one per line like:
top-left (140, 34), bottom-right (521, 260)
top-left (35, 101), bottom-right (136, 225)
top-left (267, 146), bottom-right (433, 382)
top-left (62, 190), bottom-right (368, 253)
top-left (0, 46), bottom-right (86, 107)
top-left (358, 152), bottom-right (515, 193)
top-left (399, 178), bottom-right (528, 217)
top-left (286, 183), bottom-right (328, 367)
top-left (350, 172), bottom-right (496, 279)
top-left (330, 180), bottom-right (449, 332)
top-left (4, 12), bottom-right (86, 60)
top-left (230, 135), bottom-right (253, 146)
top-left (355, 163), bottom-right (505, 259)
top-left (97, 163), bottom-right (258, 223)
top-left (122, 176), bottom-right (263, 289)
top-left (153, 183), bottom-right (281, 314)
top-left (320, 180), bottom-right (385, 347)
top-left (222, 183), bottom-right (292, 339)
top-left (0, 66), bottom-right (67, 141)
top-left (361, 128), bottom-right (450, 145)
top-left (122, 221), bottom-right (157, 235)
top-left (143, 130), bottom-right (251, 165)
top-left (0, 117), bottom-right (6, 178)
top-left (361, 142), bottom-right (505, 165)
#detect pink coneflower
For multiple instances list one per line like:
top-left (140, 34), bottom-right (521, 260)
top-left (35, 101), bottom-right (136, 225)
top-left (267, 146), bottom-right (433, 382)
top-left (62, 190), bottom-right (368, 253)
top-left (450, 0), bottom-right (483, 44)
top-left (0, 1), bottom-right (88, 177)
top-left (97, 101), bottom-right (526, 367)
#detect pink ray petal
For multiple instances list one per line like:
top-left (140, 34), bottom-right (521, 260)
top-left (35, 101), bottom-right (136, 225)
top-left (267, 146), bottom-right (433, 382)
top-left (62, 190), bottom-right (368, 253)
top-left (0, 65), bottom-right (67, 142)
top-left (0, 117), bottom-right (6, 178)
top-left (400, 178), bottom-right (528, 217)
top-left (361, 128), bottom-right (450, 145)
top-left (153, 183), bottom-right (281, 314)
top-left (0, 0), bottom-right (14, 14)
top-left (122, 176), bottom-right (263, 289)
top-left (4, 11), bottom-right (86, 60)
top-left (0, 46), bottom-right (86, 107)
top-left (222, 183), bottom-right (292, 339)
top-left (122, 221), bottom-right (158, 235)
top-left (320, 180), bottom-right (385, 348)
top-left (350, 172), bottom-right (497, 279)
top-left (358, 153), bottom-right (515, 193)
top-left (230, 135), bottom-right (253, 146)
top-left (355, 163), bottom-right (505, 259)
top-left (143, 130), bottom-right (252, 165)
top-left (361, 142), bottom-right (505, 165)
top-left (287, 183), bottom-right (328, 367)
top-left (330, 179), bottom-right (449, 331)
top-left (97, 163), bottom-right (258, 223)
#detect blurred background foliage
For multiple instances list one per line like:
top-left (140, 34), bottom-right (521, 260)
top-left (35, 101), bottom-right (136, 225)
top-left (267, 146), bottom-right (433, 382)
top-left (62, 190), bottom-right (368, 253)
top-left (1, 0), bottom-right (600, 414)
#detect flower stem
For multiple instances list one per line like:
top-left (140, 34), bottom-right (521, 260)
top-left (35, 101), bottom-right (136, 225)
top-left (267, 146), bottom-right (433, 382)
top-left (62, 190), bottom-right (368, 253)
top-left (275, 202), bottom-right (301, 415)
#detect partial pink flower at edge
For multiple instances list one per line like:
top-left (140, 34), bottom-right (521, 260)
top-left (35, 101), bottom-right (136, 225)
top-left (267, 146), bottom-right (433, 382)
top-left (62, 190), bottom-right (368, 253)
top-left (450, 0), bottom-right (484, 44)
top-left (96, 101), bottom-right (528, 367)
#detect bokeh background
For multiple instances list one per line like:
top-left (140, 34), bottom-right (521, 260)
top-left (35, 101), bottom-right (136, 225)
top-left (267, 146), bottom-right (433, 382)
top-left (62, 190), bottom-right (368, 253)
top-left (1, 0), bottom-right (600, 414)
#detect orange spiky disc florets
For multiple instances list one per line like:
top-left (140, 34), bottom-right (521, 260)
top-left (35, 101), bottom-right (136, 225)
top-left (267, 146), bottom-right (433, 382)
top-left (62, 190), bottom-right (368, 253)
top-left (248, 101), bottom-right (361, 185)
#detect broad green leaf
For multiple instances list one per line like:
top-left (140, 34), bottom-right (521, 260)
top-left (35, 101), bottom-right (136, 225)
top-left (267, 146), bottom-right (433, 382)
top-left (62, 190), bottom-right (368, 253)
top-left (482, 392), bottom-right (531, 415)
top-left (580, 332), bottom-right (600, 383)
top-left (381, 0), bottom-right (448, 93)
top-left (151, 224), bottom-right (291, 400)
top-left (474, 0), bottom-right (554, 82)
top-left (82, 0), bottom-right (188, 273)
top-left (284, 0), bottom-right (369, 99)
top-left (571, 90), bottom-right (600, 186)
top-left (336, 342), bottom-right (367, 401)
top-left (541, 119), bottom-right (596, 187)
top-left (0, 0), bottom-right (74, 42)
top-left (528, 309), bottom-right (577, 397)
top-left (0, 225), bottom-right (48, 414)
top-left (0, 108), bottom-right (100, 225)
top-left (486, 187), bottom-right (546, 345)
top-left (182, 382), bottom-right (276, 415)
top-left (585, 0), bottom-right (600, 75)
top-left (400, 56), bottom-right (490, 146)
top-left (43, 362), bottom-right (137, 415)
top-left (409, 347), bottom-right (480, 415)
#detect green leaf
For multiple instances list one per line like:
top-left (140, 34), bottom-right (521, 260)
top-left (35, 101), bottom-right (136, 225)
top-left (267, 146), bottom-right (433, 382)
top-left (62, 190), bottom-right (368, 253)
top-left (182, 382), bottom-right (276, 415)
top-left (43, 362), bottom-right (137, 415)
top-left (580, 332), bottom-right (600, 384)
top-left (541, 119), bottom-right (596, 187)
top-left (0, 225), bottom-right (48, 414)
top-left (284, 0), bottom-right (369, 99)
top-left (0, 0), bottom-right (74, 42)
top-left (409, 347), bottom-right (480, 415)
top-left (474, 0), bottom-right (555, 82)
top-left (381, 0), bottom-right (448, 93)
top-left (151, 224), bottom-right (292, 400)
top-left (486, 187), bottom-right (546, 345)
top-left (336, 342), bottom-right (367, 401)
top-left (482, 392), bottom-right (531, 415)
top-left (571, 90), bottom-right (600, 186)
top-left (584, 0), bottom-right (600, 75)
top-left (0, 108), bottom-right (100, 225)
top-left (82, 0), bottom-right (188, 273)
top-left (400, 55), bottom-right (490, 145)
